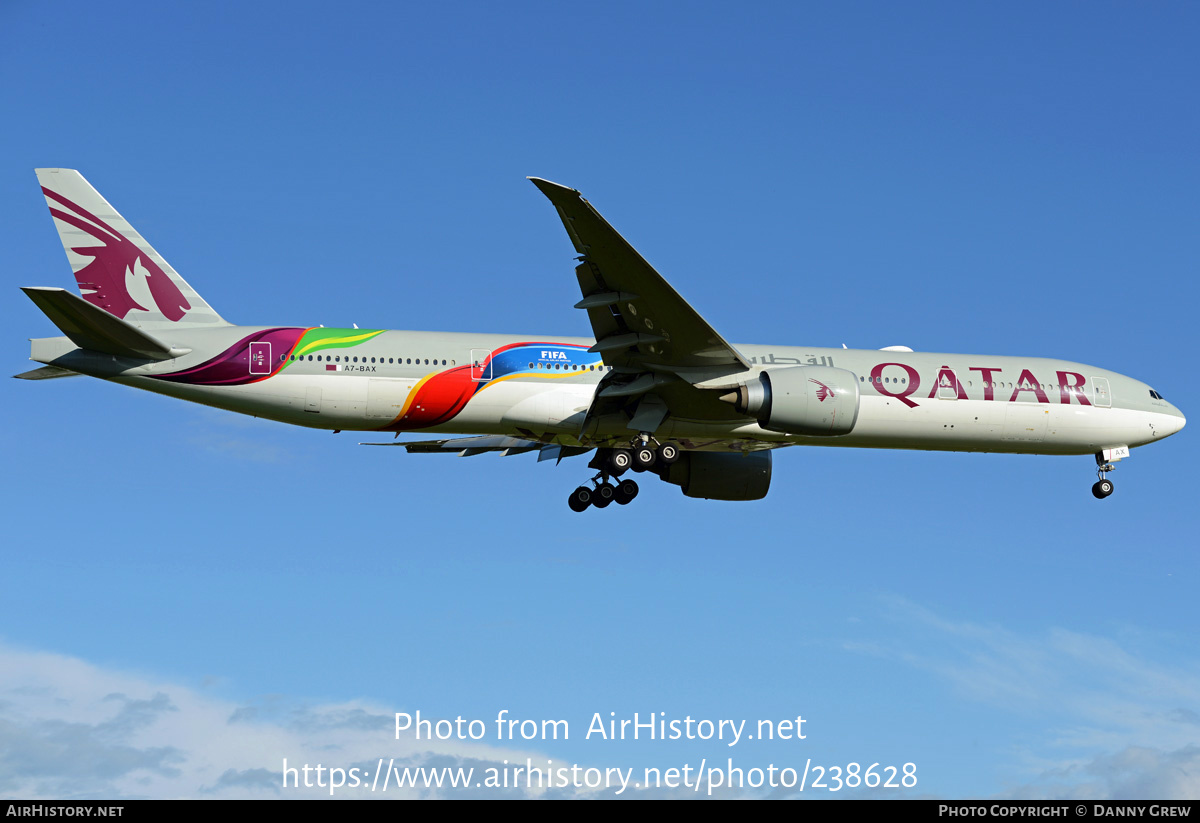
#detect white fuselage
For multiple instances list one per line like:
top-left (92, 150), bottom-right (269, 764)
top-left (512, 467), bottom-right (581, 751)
top-left (38, 329), bottom-right (1184, 457)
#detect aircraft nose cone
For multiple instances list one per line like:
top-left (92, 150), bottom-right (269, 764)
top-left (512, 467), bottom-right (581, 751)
top-left (1160, 405), bottom-right (1186, 437)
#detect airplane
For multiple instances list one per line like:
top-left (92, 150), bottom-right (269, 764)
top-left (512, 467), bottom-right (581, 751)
top-left (17, 169), bottom-right (1186, 511)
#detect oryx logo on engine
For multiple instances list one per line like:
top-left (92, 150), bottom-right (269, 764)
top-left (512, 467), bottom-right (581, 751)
top-left (809, 378), bottom-right (835, 402)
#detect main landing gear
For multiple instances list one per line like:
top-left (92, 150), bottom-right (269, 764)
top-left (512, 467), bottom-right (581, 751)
top-left (566, 439), bottom-right (681, 512)
top-left (568, 477), bottom-right (639, 512)
top-left (1092, 452), bottom-right (1116, 500)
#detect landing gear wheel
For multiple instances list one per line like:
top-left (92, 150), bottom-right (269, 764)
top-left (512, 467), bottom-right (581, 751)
top-left (609, 449), bottom-right (633, 473)
top-left (568, 486), bottom-right (592, 512)
top-left (593, 482), bottom-right (616, 508)
top-left (633, 445), bottom-right (657, 470)
top-left (657, 442), bottom-right (681, 465)
top-left (616, 478), bottom-right (640, 505)
top-left (1091, 452), bottom-right (1117, 500)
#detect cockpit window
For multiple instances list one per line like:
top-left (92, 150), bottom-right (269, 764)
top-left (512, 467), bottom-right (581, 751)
top-left (1149, 390), bottom-right (1165, 400)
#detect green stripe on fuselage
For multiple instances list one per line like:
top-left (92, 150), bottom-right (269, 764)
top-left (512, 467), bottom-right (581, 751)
top-left (280, 328), bottom-right (386, 372)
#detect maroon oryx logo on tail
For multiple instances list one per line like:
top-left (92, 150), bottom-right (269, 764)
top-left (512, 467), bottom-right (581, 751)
top-left (809, 378), bottom-right (835, 402)
top-left (42, 187), bottom-right (190, 322)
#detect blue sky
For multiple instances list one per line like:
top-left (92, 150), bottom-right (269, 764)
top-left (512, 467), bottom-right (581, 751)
top-left (1, 1), bottom-right (1197, 799)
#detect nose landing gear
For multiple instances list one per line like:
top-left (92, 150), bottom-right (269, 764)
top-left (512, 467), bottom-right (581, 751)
top-left (1092, 452), bottom-right (1116, 499)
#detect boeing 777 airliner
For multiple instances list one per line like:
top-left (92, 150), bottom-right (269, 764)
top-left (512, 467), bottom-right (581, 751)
top-left (17, 170), bottom-right (1185, 510)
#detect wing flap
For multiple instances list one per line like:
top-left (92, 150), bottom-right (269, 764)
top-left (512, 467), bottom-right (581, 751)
top-left (360, 435), bottom-right (536, 453)
top-left (360, 435), bottom-right (592, 461)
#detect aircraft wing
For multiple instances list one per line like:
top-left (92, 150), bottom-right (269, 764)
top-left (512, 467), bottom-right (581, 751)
top-left (528, 178), bottom-right (750, 376)
top-left (360, 435), bottom-right (589, 461)
top-left (530, 178), bottom-right (753, 437)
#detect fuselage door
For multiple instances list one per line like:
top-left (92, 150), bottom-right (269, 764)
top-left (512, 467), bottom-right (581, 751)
top-left (470, 349), bottom-right (492, 383)
top-left (249, 341), bottom-right (271, 375)
top-left (937, 367), bottom-right (960, 400)
top-left (1092, 377), bottom-right (1112, 408)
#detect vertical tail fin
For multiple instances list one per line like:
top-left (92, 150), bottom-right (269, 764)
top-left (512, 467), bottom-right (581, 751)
top-left (35, 169), bottom-right (227, 328)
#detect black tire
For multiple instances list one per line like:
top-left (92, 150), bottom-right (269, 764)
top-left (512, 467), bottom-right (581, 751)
top-left (633, 445), bottom-right (657, 470)
top-left (609, 449), bottom-right (633, 473)
top-left (657, 442), bottom-right (681, 464)
top-left (568, 486), bottom-right (592, 512)
top-left (1092, 479), bottom-right (1114, 499)
top-left (616, 478), bottom-right (639, 505)
top-left (594, 482), bottom-right (616, 508)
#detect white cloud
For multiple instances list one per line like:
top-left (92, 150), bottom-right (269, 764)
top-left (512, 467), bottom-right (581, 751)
top-left (997, 745), bottom-right (1200, 800)
top-left (849, 597), bottom-right (1200, 799)
top-left (0, 644), bottom-right (651, 799)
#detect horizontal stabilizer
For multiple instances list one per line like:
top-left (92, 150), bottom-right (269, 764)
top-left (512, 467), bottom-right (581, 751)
top-left (13, 365), bottom-right (80, 380)
top-left (22, 287), bottom-right (188, 361)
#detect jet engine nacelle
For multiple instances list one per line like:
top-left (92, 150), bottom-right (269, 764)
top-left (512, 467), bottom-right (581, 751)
top-left (659, 451), bottom-right (772, 501)
top-left (722, 365), bottom-right (860, 436)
